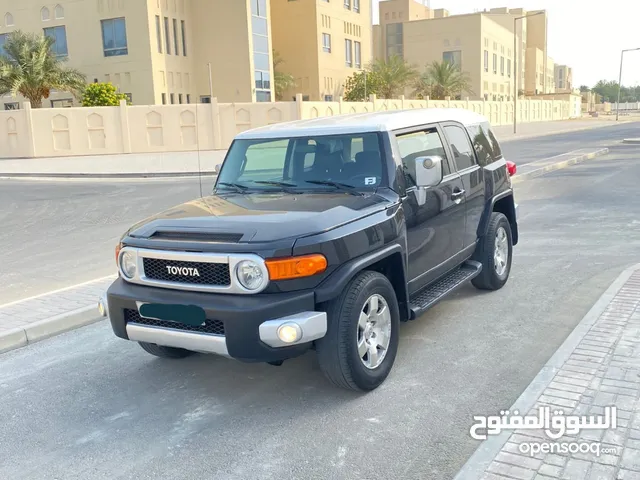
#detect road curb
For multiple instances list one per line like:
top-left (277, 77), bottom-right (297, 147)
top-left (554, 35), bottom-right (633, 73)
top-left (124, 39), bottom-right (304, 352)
top-left (0, 306), bottom-right (104, 355)
top-left (0, 172), bottom-right (217, 180)
top-left (452, 261), bottom-right (640, 480)
top-left (510, 147), bottom-right (609, 185)
top-left (622, 138), bottom-right (640, 144)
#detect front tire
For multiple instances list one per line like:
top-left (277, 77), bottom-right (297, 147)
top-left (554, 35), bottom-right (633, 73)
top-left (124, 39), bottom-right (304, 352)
top-left (315, 271), bottom-right (400, 392)
top-left (472, 212), bottom-right (513, 291)
top-left (138, 342), bottom-right (195, 359)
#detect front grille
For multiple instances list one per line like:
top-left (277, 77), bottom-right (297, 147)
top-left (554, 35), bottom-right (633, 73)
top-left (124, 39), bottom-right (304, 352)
top-left (142, 257), bottom-right (231, 286)
top-left (124, 309), bottom-right (225, 336)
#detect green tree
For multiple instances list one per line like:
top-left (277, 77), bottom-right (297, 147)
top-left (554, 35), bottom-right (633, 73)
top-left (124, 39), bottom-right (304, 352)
top-left (414, 60), bottom-right (474, 100)
top-left (343, 69), bottom-right (383, 101)
top-left (579, 85), bottom-right (591, 93)
top-left (273, 50), bottom-right (296, 101)
top-left (370, 55), bottom-right (419, 99)
top-left (82, 82), bottom-right (130, 106)
top-left (0, 30), bottom-right (86, 108)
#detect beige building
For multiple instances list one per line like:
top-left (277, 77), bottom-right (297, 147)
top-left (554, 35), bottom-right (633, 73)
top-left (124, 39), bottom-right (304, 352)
top-left (373, 1), bottom-right (562, 100)
top-left (555, 64), bottom-right (573, 93)
top-left (0, 0), bottom-right (275, 108)
top-left (270, 0), bottom-right (372, 102)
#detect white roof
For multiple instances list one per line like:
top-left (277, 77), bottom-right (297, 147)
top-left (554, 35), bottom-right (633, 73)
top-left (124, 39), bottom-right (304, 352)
top-left (235, 108), bottom-right (489, 140)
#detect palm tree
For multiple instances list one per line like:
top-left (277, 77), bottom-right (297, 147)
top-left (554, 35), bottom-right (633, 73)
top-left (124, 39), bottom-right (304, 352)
top-left (370, 55), bottom-right (418, 99)
top-left (272, 49), bottom-right (296, 101)
top-left (415, 60), bottom-right (474, 100)
top-left (0, 30), bottom-right (87, 108)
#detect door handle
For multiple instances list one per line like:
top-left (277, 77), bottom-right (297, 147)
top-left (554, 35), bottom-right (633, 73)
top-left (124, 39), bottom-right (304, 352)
top-left (451, 188), bottom-right (465, 203)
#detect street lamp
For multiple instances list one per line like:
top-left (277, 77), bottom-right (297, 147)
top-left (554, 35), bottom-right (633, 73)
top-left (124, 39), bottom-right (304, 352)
top-left (513, 11), bottom-right (545, 134)
top-left (616, 48), bottom-right (640, 121)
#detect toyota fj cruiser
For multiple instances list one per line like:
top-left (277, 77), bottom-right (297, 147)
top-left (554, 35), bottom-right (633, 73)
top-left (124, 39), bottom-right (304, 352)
top-left (102, 108), bottom-right (519, 391)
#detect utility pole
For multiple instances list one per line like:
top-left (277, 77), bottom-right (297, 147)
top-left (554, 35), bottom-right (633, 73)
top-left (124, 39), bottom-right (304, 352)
top-left (615, 48), bottom-right (640, 121)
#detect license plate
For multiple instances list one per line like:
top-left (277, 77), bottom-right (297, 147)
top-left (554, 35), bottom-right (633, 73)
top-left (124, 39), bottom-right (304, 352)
top-left (136, 302), bottom-right (206, 327)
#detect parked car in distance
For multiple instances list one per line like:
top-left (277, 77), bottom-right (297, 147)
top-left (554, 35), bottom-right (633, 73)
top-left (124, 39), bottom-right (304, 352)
top-left (101, 108), bottom-right (519, 391)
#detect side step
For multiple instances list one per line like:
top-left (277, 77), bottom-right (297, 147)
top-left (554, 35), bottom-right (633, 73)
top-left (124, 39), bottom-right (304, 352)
top-left (408, 260), bottom-right (482, 320)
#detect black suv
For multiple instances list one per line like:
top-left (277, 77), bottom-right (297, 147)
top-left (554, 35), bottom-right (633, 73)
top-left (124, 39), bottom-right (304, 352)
top-left (102, 108), bottom-right (519, 391)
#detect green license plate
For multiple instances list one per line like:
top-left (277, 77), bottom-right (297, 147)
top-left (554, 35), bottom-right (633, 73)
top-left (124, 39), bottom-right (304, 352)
top-left (137, 302), bottom-right (206, 327)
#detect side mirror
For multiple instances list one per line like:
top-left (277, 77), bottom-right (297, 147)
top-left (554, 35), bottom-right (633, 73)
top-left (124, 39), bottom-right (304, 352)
top-left (214, 164), bottom-right (221, 174)
top-left (414, 156), bottom-right (443, 188)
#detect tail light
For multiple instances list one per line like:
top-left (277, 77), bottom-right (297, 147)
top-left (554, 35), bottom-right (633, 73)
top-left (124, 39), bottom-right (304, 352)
top-left (506, 161), bottom-right (517, 177)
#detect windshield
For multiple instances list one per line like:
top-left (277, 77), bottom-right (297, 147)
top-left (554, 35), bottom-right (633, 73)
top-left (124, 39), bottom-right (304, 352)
top-left (215, 132), bottom-right (385, 193)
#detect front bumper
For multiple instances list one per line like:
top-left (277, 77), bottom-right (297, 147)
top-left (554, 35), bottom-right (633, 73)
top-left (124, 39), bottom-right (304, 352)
top-left (105, 277), bottom-right (327, 363)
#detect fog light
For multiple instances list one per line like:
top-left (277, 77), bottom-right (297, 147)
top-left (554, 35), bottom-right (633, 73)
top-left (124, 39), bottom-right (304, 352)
top-left (277, 322), bottom-right (302, 344)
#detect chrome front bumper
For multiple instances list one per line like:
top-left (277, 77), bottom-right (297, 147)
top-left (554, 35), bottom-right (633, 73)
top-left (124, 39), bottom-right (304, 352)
top-left (123, 310), bottom-right (328, 356)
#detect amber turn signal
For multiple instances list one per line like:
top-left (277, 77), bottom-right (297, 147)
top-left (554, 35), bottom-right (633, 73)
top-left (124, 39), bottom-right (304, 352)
top-left (266, 254), bottom-right (328, 281)
top-left (115, 243), bottom-right (122, 265)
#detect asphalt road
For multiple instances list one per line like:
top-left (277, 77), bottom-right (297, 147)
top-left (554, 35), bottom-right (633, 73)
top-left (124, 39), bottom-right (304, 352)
top-left (0, 122), bottom-right (637, 305)
top-left (1, 144), bottom-right (639, 479)
top-left (500, 120), bottom-right (640, 165)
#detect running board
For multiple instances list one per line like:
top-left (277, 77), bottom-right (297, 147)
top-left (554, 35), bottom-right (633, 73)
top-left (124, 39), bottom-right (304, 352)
top-left (408, 261), bottom-right (482, 320)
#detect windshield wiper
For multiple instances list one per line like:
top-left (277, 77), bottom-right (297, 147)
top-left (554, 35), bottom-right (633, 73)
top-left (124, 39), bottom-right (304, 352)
top-left (216, 182), bottom-right (249, 193)
top-left (304, 180), bottom-right (365, 196)
top-left (248, 180), bottom-right (302, 193)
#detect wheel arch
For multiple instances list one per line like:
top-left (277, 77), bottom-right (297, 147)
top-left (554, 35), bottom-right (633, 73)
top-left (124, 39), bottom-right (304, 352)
top-left (478, 190), bottom-right (519, 246)
top-left (314, 244), bottom-right (410, 322)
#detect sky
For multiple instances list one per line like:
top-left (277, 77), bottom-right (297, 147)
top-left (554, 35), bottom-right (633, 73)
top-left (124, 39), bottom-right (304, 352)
top-left (372, 0), bottom-right (640, 88)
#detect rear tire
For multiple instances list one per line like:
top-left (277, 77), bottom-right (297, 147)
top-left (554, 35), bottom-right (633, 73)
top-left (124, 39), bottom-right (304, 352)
top-left (472, 212), bottom-right (513, 291)
top-left (315, 271), bottom-right (400, 392)
top-left (138, 342), bottom-right (195, 359)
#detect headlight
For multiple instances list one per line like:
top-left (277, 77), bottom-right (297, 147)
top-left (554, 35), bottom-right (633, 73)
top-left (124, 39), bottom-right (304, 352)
top-left (119, 251), bottom-right (137, 278)
top-left (235, 260), bottom-right (265, 290)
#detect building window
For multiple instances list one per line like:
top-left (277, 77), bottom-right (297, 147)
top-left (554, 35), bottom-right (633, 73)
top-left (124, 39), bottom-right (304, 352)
top-left (54, 4), bottom-right (64, 19)
top-left (186, 94), bottom-right (191, 104)
top-left (443, 50), bottom-right (461, 69)
top-left (172, 19), bottom-right (179, 55)
top-left (322, 33), bottom-right (331, 52)
top-left (4, 102), bottom-right (19, 110)
top-left (252, 0), bottom-right (271, 101)
top-left (0, 34), bottom-right (7, 57)
top-left (353, 0), bottom-right (360, 12)
top-left (251, 0), bottom-right (267, 17)
top-left (354, 40), bottom-right (361, 68)
top-left (155, 16), bottom-right (162, 53)
top-left (101, 18), bottom-right (128, 57)
top-left (324, 95), bottom-right (333, 101)
top-left (507, 59), bottom-right (511, 78)
top-left (492, 53), bottom-right (497, 74)
top-left (181, 20), bottom-right (187, 56)
top-left (484, 50), bottom-right (488, 72)
top-left (256, 90), bottom-right (271, 102)
top-left (344, 0), bottom-right (350, 9)
top-left (41, 7), bottom-right (50, 21)
top-left (385, 22), bottom-right (403, 60)
top-left (170, 93), bottom-right (175, 104)
top-left (164, 17), bottom-right (171, 54)
top-left (162, 93), bottom-right (166, 104)
top-left (178, 93), bottom-right (183, 104)
top-left (500, 56), bottom-right (504, 76)
top-left (345, 38), bottom-right (352, 67)
top-left (255, 70), bottom-right (271, 90)
top-left (44, 26), bottom-right (68, 56)
top-left (4, 12), bottom-right (14, 26)
top-left (200, 95), bottom-right (211, 103)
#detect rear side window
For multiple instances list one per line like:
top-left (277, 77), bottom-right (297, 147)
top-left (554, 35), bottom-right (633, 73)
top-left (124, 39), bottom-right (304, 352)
top-left (466, 121), bottom-right (503, 167)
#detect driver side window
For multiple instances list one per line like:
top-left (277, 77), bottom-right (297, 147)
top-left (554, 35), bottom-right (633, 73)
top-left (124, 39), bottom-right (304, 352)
top-left (395, 128), bottom-right (451, 186)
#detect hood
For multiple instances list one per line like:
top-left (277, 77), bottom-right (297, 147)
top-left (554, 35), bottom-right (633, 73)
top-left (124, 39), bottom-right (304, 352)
top-left (125, 192), bottom-right (391, 244)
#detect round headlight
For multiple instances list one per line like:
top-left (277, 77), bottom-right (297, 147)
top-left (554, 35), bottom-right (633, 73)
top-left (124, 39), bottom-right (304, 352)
top-left (236, 260), bottom-right (265, 291)
top-left (119, 251), bottom-right (137, 279)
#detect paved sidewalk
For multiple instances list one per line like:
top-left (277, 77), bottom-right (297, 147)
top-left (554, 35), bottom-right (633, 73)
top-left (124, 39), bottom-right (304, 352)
top-left (455, 263), bottom-right (640, 480)
top-left (0, 276), bottom-right (115, 353)
top-left (0, 117), bottom-right (635, 178)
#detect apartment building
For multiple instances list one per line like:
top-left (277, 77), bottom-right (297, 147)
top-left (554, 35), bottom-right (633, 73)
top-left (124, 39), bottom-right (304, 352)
top-left (270, 0), bottom-right (372, 101)
top-left (0, 0), bottom-right (275, 108)
top-left (373, 1), bottom-right (562, 100)
top-left (555, 64), bottom-right (573, 93)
